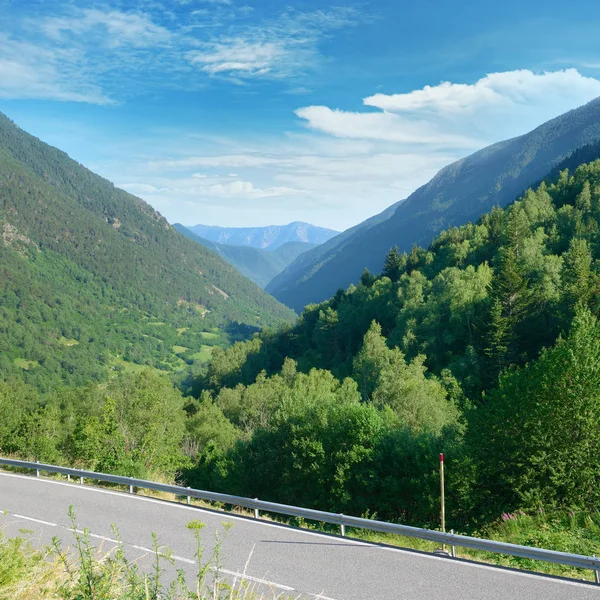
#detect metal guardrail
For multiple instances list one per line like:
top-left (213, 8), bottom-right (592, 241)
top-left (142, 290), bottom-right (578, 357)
top-left (1, 457), bottom-right (599, 582)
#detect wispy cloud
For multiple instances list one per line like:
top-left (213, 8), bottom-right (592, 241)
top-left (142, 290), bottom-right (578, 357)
top-left (39, 9), bottom-right (172, 47)
top-left (0, 1), bottom-right (363, 103)
top-left (185, 6), bottom-right (362, 80)
top-left (0, 33), bottom-right (114, 104)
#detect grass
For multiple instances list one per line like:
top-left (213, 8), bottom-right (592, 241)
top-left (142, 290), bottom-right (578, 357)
top-left (110, 359), bottom-right (164, 376)
top-left (190, 347), bottom-right (214, 362)
top-left (173, 346), bottom-right (189, 354)
top-left (0, 508), bottom-right (292, 600)
top-left (344, 510), bottom-right (600, 582)
top-left (199, 332), bottom-right (219, 340)
top-left (13, 358), bottom-right (39, 370)
top-left (58, 336), bottom-right (79, 346)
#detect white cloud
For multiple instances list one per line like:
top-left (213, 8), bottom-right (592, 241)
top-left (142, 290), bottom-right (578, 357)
top-left (364, 69), bottom-right (600, 113)
top-left (206, 180), bottom-right (303, 198)
top-left (186, 7), bottom-right (361, 80)
top-left (294, 106), bottom-right (481, 147)
top-left (150, 154), bottom-right (284, 169)
top-left (40, 9), bottom-right (172, 47)
top-left (188, 39), bottom-right (284, 76)
top-left (120, 183), bottom-right (168, 194)
top-left (111, 68), bottom-right (600, 229)
top-left (296, 69), bottom-right (600, 146)
top-left (0, 34), bottom-right (113, 104)
top-left (2, 3), bottom-right (363, 102)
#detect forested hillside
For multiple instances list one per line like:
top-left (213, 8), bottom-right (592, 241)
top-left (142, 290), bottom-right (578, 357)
top-left (174, 223), bottom-right (316, 288)
top-left (0, 113), bottom-right (294, 390)
top-left (187, 157), bottom-right (600, 525)
top-left (269, 97), bottom-right (600, 311)
top-left (5, 155), bottom-right (600, 543)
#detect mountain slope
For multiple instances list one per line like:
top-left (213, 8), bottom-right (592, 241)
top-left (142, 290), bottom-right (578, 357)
top-left (188, 221), bottom-right (338, 250)
top-left (268, 97), bottom-right (600, 311)
top-left (173, 223), bottom-right (316, 288)
top-left (0, 112), bottom-right (295, 389)
top-left (266, 200), bottom-right (403, 302)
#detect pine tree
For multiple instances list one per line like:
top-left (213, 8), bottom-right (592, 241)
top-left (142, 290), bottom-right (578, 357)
top-left (360, 268), bottom-right (375, 287)
top-left (576, 181), bottom-right (592, 212)
top-left (562, 237), bottom-right (593, 313)
top-left (382, 245), bottom-right (403, 281)
top-left (484, 245), bottom-right (531, 383)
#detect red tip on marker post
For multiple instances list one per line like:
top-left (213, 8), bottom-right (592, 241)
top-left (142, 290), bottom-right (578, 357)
top-left (440, 453), bottom-right (444, 462)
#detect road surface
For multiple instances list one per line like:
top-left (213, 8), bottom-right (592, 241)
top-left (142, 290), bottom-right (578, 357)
top-left (0, 472), bottom-right (598, 599)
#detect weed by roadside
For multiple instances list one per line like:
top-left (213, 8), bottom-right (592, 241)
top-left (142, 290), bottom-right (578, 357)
top-left (0, 507), bottom-right (291, 600)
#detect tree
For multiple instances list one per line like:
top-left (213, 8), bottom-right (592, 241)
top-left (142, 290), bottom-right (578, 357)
top-left (562, 237), bottom-right (593, 313)
top-left (353, 322), bottom-right (458, 434)
top-left (472, 308), bottom-right (600, 515)
top-left (576, 180), bottom-right (592, 212)
top-left (353, 321), bottom-right (391, 401)
top-left (382, 245), bottom-right (403, 281)
top-left (484, 245), bottom-right (531, 381)
top-left (360, 268), bottom-right (375, 287)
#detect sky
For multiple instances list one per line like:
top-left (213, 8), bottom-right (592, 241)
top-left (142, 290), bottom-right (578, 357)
top-left (1, 1), bottom-right (600, 231)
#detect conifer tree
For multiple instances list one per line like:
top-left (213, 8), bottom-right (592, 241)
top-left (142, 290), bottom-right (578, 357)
top-left (576, 180), bottom-right (592, 212)
top-left (382, 245), bottom-right (403, 281)
top-left (360, 267), bottom-right (375, 287)
top-left (562, 237), bottom-right (593, 313)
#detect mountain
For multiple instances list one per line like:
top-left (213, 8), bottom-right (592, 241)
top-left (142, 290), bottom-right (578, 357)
top-left (187, 221), bottom-right (338, 250)
top-left (0, 112), bottom-right (295, 390)
top-left (267, 97), bottom-right (600, 312)
top-left (173, 223), bottom-right (316, 288)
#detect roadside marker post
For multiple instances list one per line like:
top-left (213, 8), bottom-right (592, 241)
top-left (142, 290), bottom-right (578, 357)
top-left (440, 453), bottom-right (446, 553)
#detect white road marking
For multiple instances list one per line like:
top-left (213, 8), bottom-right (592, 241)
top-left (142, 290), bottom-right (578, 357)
top-left (5, 501), bottom-right (333, 598)
top-left (89, 532), bottom-right (119, 544)
top-left (1, 471), bottom-right (597, 590)
top-left (13, 514), bottom-right (57, 527)
top-left (219, 568), bottom-right (295, 592)
top-left (172, 554), bottom-right (195, 565)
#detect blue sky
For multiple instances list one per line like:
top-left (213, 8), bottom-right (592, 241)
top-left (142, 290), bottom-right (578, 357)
top-left (1, 0), bottom-right (600, 230)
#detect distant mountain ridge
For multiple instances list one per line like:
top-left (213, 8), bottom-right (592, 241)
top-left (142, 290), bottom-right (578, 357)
top-left (267, 96), bottom-right (600, 311)
top-left (173, 223), bottom-right (316, 289)
top-left (188, 221), bottom-right (338, 250)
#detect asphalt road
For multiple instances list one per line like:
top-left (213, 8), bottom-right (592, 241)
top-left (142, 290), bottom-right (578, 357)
top-left (1, 472), bottom-right (598, 600)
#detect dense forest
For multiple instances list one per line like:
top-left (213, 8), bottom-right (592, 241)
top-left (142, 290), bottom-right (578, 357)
top-left (4, 156), bottom-right (600, 537)
top-left (0, 113), bottom-right (294, 390)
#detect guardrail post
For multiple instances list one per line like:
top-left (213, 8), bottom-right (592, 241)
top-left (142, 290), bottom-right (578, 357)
top-left (80, 476), bottom-right (84, 485)
top-left (67, 474), bottom-right (71, 482)
top-left (594, 555), bottom-right (600, 584)
top-left (450, 529), bottom-right (456, 558)
top-left (187, 487), bottom-right (191, 505)
top-left (340, 514), bottom-right (346, 536)
top-left (129, 483), bottom-right (134, 494)
top-left (36, 461), bottom-right (40, 478)
top-left (254, 498), bottom-right (259, 519)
